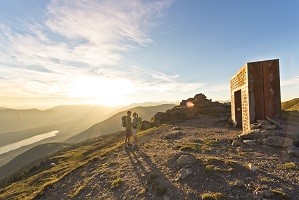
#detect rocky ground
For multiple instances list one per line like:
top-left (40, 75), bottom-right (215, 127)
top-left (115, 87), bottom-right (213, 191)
top-left (34, 114), bottom-right (299, 200)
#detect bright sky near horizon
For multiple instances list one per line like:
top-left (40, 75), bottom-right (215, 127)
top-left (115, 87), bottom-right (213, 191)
top-left (0, 0), bottom-right (299, 108)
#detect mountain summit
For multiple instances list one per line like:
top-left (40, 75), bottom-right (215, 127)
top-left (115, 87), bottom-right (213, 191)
top-left (0, 94), bottom-right (299, 200)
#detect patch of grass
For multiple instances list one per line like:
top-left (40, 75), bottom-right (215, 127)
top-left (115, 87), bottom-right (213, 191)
top-left (137, 188), bottom-right (146, 196)
top-left (283, 162), bottom-right (297, 170)
top-left (69, 176), bottom-right (92, 198)
top-left (203, 139), bottom-right (221, 146)
top-left (69, 152), bottom-right (84, 161)
top-left (111, 177), bottom-right (122, 189)
top-left (203, 158), bottom-right (233, 173)
top-left (259, 176), bottom-right (275, 183)
top-left (201, 192), bottom-right (225, 200)
top-left (224, 160), bottom-right (238, 166)
top-left (271, 189), bottom-right (289, 199)
top-left (204, 164), bottom-right (233, 173)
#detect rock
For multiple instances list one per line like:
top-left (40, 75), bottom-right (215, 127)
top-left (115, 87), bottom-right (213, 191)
top-left (285, 133), bottom-right (299, 146)
top-left (151, 112), bottom-right (169, 125)
top-left (231, 139), bottom-right (243, 147)
top-left (256, 119), bottom-right (271, 125)
top-left (172, 126), bottom-right (182, 131)
top-left (243, 139), bottom-right (257, 146)
top-left (254, 189), bottom-right (273, 198)
top-left (239, 129), bottom-right (283, 140)
top-left (239, 129), bottom-right (267, 140)
top-left (251, 123), bottom-right (261, 129)
top-left (164, 131), bottom-right (185, 140)
top-left (163, 196), bottom-right (170, 200)
top-left (232, 180), bottom-right (245, 188)
top-left (141, 120), bottom-right (153, 130)
top-left (176, 155), bottom-right (197, 169)
top-left (287, 147), bottom-right (299, 157)
top-left (263, 136), bottom-right (293, 148)
top-left (261, 124), bottom-right (277, 130)
top-left (175, 168), bottom-right (193, 181)
top-left (247, 163), bottom-right (258, 171)
top-left (170, 107), bottom-right (197, 119)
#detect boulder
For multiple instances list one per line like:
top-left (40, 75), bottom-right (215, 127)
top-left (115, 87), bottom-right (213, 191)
top-left (239, 129), bottom-right (269, 140)
top-left (256, 119), bottom-right (271, 125)
top-left (288, 147), bottom-right (299, 157)
top-left (176, 155), bottom-right (197, 169)
top-left (141, 120), bottom-right (153, 130)
top-left (243, 139), bottom-right (257, 146)
top-left (250, 123), bottom-right (261, 130)
top-left (231, 139), bottom-right (243, 147)
top-left (285, 133), bottom-right (299, 147)
top-left (261, 124), bottom-right (277, 130)
top-left (164, 131), bottom-right (185, 140)
top-left (175, 168), bottom-right (193, 181)
top-left (263, 136), bottom-right (293, 148)
top-left (254, 189), bottom-right (274, 198)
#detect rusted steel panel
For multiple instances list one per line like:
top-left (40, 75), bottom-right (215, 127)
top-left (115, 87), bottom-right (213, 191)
top-left (247, 61), bottom-right (265, 122)
top-left (262, 59), bottom-right (282, 123)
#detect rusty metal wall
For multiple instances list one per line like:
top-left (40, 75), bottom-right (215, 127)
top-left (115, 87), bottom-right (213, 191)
top-left (262, 59), bottom-right (282, 123)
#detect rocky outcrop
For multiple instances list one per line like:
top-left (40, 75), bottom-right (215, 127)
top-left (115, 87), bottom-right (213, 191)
top-left (141, 120), bottom-right (153, 130)
top-left (237, 118), bottom-right (295, 149)
top-left (262, 136), bottom-right (293, 148)
top-left (151, 93), bottom-right (230, 125)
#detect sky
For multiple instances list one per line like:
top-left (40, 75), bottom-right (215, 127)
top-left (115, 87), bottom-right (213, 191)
top-left (0, 0), bottom-right (298, 108)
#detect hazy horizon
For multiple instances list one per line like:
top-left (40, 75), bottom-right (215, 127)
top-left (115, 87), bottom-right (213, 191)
top-left (1, 1), bottom-right (299, 108)
top-left (0, 96), bottom-right (179, 110)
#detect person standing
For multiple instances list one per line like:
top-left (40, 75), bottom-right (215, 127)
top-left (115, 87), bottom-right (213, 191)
top-left (132, 112), bottom-right (139, 148)
top-left (125, 111), bottom-right (132, 148)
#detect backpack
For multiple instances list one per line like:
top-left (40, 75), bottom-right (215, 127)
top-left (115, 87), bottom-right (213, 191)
top-left (121, 116), bottom-right (127, 127)
top-left (137, 117), bottom-right (142, 130)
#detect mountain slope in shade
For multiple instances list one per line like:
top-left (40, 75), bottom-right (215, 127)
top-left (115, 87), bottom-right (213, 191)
top-left (0, 105), bottom-right (115, 134)
top-left (66, 104), bottom-right (175, 143)
top-left (282, 98), bottom-right (299, 111)
top-left (0, 143), bottom-right (70, 180)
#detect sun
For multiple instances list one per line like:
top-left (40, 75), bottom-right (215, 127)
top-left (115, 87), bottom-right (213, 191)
top-left (68, 76), bottom-right (134, 106)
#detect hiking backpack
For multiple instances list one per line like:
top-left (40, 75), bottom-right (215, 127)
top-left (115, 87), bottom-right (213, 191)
top-left (137, 117), bottom-right (142, 130)
top-left (121, 116), bottom-right (127, 127)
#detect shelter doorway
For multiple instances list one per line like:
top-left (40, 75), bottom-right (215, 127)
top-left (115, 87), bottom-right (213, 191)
top-left (234, 90), bottom-right (242, 128)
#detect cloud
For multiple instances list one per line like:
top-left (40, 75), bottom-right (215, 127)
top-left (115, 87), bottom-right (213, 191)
top-left (0, 0), bottom-right (209, 104)
top-left (281, 76), bottom-right (299, 87)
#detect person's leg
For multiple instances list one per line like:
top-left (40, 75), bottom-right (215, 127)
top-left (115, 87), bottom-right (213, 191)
top-left (132, 129), bottom-right (137, 147)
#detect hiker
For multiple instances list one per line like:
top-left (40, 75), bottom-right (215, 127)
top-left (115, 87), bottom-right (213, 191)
top-left (132, 112), bottom-right (139, 148)
top-left (124, 111), bottom-right (132, 148)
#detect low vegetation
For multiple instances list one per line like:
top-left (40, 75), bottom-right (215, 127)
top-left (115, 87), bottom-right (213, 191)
top-left (201, 192), bottom-right (225, 200)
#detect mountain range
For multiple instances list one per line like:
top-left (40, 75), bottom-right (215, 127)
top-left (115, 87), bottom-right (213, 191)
top-left (281, 98), bottom-right (299, 111)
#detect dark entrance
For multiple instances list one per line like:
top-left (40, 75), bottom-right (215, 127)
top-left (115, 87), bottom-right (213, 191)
top-left (234, 90), bottom-right (242, 128)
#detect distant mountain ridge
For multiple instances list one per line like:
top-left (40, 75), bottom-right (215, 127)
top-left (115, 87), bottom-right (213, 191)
top-left (0, 143), bottom-right (70, 180)
top-left (0, 105), bottom-right (115, 134)
top-left (282, 98), bottom-right (299, 111)
top-left (66, 104), bottom-right (175, 143)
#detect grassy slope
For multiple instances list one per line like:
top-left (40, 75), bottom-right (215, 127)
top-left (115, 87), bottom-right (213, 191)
top-left (0, 143), bottom-right (70, 180)
top-left (282, 98), bottom-right (299, 111)
top-left (0, 129), bottom-right (138, 199)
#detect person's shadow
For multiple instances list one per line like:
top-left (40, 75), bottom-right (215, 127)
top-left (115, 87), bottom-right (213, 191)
top-left (125, 147), bottom-right (188, 199)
